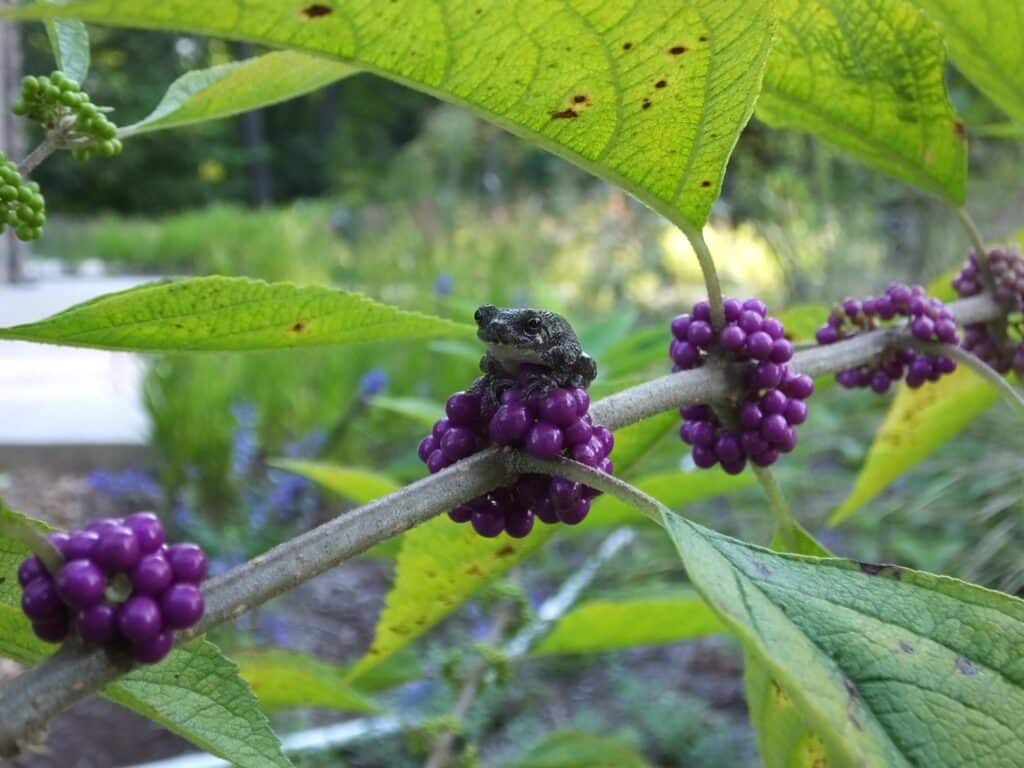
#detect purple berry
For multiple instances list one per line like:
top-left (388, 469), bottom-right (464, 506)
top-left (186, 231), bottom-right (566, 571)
top-left (752, 448), bottom-right (779, 467)
top-left (94, 525), bottom-right (141, 572)
top-left (592, 425), bottom-right (614, 454)
top-left (564, 418), bottom-right (594, 446)
top-left (539, 388), bottom-right (579, 427)
top-left (692, 445), bottom-right (718, 469)
top-left (815, 325), bottom-right (839, 344)
top-left (133, 631), bottom-right (174, 664)
top-left (723, 298), bottom-right (743, 320)
top-left (571, 437), bottom-right (605, 467)
top-left (123, 512), bottom-right (165, 555)
top-left (714, 434), bottom-right (742, 464)
top-left (525, 422), bottom-right (564, 460)
top-left (118, 596), bottom-right (163, 643)
top-left (432, 418), bottom-right (450, 439)
top-left (165, 543), bottom-right (208, 584)
top-left (761, 390), bottom-right (787, 415)
top-left (557, 498), bottom-right (591, 525)
top-left (131, 553), bottom-right (174, 596)
top-left (161, 583), bottom-right (205, 629)
top-left (761, 414), bottom-right (789, 445)
top-left (533, 496), bottom-right (559, 524)
top-left (720, 325), bottom-right (746, 351)
top-left (448, 505), bottom-right (473, 523)
top-left (66, 530), bottom-right (100, 561)
top-left (769, 339), bottom-right (793, 363)
top-left (783, 373), bottom-right (814, 400)
top-left (427, 449), bottom-right (447, 473)
top-left (762, 318), bottom-right (784, 340)
top-left (687, 321), bottom-right (714, 348)
top-left (671, 314), bottom-right (691, 340)
top-left (689, 420), bottom-right (716, 448)
top-left (739, 310), bottom-right (763, 334)
top-left (445, 391), bottom-right (482, 427)
top-left (504, 507), bottom-right (535, 539)
top-left (783, 399), bottom-right (808, 425)
top-left (910, 316), bottom-right (934, 340)
top-left (693, 300), bottom-right (711, 321)
top-left (549, 478), bottom-right (580, 510)
top-left (671, 340), bottom-right (700, 369)
top-left (76, 602), bottom-right (117, 644)
top-left (55, 560), bottom-right (106, 607)
top-left (752, 362), bottom-right (782, 390)
top-left (440, 426), bottom-right (478, 462)
top-left (17, 556), bottom-right (44, 587)
top-left (870, 372), bottom-right (891, 394)
top-left (740, 402), bottom-right (763, 430)
top-left (742, 298), bottom-right (767, 316)
top-left (745, 331), bottom-right (773, 360)
top-left (418, 435), bottom-right (437, 462)
top-left (86, 517), bottom-right (122, 535)
top-left (21, 576), bottom-right (63, 620)
top-left (471, 505), bottom-right (505, 537)
top-left (47, 532), bottom-right (70, 558)
top-left (32, 613), bottom-right (70, 643)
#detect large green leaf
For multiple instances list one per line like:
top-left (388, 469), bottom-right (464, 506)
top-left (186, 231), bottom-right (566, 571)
top-left (663, 510), bottom-right (1024, 767)
top-left (510, 730), bottom-right (652, 768)
top-left (830, 366), bottom-right (997, 524)
top-left (0, 505), bottom-right (292, 767)
top-left (0, 276), bottom-right (473, 351)
top-left (600, 410), bottom-right (678, 475)
top-left (124, 51), bottom-right (355, 135)
top-left (46, 19), bottom-right (90, 83)
top-left (271, 460), bottom-right (399, 505)
top-left (7, 0), bottom-right (775, 231)
top-left (758, 0), bottom-right (966, 202)
top-left (233, 648), bottom-right (378, 714)
top-left (370, 396), bottom-right (446, 428)
top-left (532, 590), bottom-right (723, 655)
top-left (911, 0), bottom-right (1024, 123)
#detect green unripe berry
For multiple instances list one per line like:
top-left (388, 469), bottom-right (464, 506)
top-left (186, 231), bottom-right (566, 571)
top-left (30, 193), bottom-right (45, 211)
top-left (60, 91), bottom-right (79, 107)
top-left (79, 103), bottom-right (98, 119)
top-left (14, 226), bottom-right (33, 241)
top-left (43, 84), bottom-right (60, 101)
top-left (21, 75), bottom-right (40, 94)
top-left (25, 181), bottom-right (40, 194)
top-left (17, 187), bottom-right (33, 204)
top-left (63, 79), bottom-right (81, 93)
top-left (98, 122), bottom-right (118, 140)
top-left (11, 100), bottom-right (28, 116)
top-left (0, 186), bottom-right (16, 202)
top-left (72, 148), bottom-right (92, 162)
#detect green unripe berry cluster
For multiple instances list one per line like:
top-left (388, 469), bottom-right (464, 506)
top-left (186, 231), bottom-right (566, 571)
top-left (0, 153), bottom-right (46, 241)
top-left (11, 71), bottom-right (122, 161)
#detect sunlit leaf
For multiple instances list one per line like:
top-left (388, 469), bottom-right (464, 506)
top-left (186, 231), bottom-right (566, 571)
top-left (911, 0), bottom-right (1024, 123)
top-left (510, 730), bottom-right (652, 768)
top-left (370, 395), bottom-right (446, 428)
top-left (46, 19), bottom-right (89, 83)
top-left (7, 0), bottom-right (775, 230)
top-left (532, 590), bottom-right (723, 655)
top-left (0, 276), bottom-right (473, 351)
top-left (124, 51), bottom-right (355, 135)
top-left (758, 0), bottom-right (966, 202)
top-left (271, 459), bottom-right (399, 505)
top-left (830, 367), bottom-right (997, 524)
top-left (233, 648), bottom-right (378, 713)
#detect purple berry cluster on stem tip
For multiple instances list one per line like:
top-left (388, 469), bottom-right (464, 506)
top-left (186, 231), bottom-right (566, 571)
top-left (953, 247), bottom-right (1024, 374)
top-left (815, 283), bottom-right (959, 392)
top-left (670, 298), bottom-right (814, 473)
top-left (418, 364), bottom-right (613, 538)
top-left (18, 512), bottom-right (207, 663)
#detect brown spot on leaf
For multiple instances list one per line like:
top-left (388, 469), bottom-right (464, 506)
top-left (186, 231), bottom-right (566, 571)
top-left (301, 3), bottom-right (332, 18)
top-left (572, 94), bottom-right (588, 104)
top-left (495, 545), bottom-right (515, 557)
top-left (388, 625), bottom-right (410, 636)
top-left (850, 714), bottom-right (864, 732)
top-left (550, 108), bottom-right (579, 119)
top-left (954, 121), bottom-right (966, 140)
top-left (700, 180), bottom-right (712, 188)
top-left (899, 640), bottom-right (914, 654)
top-left (291, 322), bottom-right (305, 332)
top-left (843, 677), bottom-right (861, 701)
top-left (857, 560), bottom-right (902, 579)
top-left (956, 656), bottom-right (978, 675)
top-left (669, 45), bottom-right (688, 55)
top-left (464, 563), bottom-right (483, 576)
top-left (699, 35), bottom-right (708, 42)
top-left (655, 79), bottom-right (667, 88)
top-left (642, 99), bottom-right (652, 110)
top-left (622, 41), bottom-right (633, 50)
top-left (174, 323), bottom-right (184, 329)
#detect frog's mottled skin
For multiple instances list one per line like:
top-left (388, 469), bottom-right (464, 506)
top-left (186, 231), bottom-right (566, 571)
top-left (473, 305), bottom-right (597, 404)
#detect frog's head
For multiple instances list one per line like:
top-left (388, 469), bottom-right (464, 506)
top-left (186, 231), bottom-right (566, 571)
top-left (474, 305), bottom-right (581, 367)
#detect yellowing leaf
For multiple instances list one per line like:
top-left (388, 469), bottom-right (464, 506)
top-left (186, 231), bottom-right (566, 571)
top-left (831, 367), bottom-right (997, 524)
top-left (533, 591), bottom-right (724, 655)
top-left (759, 0), bottom-right (966, 202)
top-left (0, 276), bottom-right (473, 351)
top-left (8, 0), bottom-right (775, 230)
top-left (234, 648), bottom-right (378, 713)
top-left (270, 460), bottom-right (399, 505)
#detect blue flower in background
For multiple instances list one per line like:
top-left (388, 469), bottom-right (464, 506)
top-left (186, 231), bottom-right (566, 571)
top-left (358, 368), bottom-right (389, 399)
top-left (231, 400), bottom-right (260, 475)
top-left (434, 272), bottom-right (454, 297)
top-left (88, 467), bottom-right (162, 503)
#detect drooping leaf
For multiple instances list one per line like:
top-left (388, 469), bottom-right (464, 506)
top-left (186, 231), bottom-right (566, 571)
top-left (7, 0), bottom-right (775, 230)
top-left (911, 0), bottom-right (1024, 123)
top-left (589, 468), bottom-right (754, 528)
top-left (271, 460), bottom-right (399, 505)
top-left (511, 730), bottom-right (652, 768)
top-left (601, 411), bottom-right (678, 475)
top-left (370, 395), bottom-right (446, 428)
top-left (0, 505), bottom-right (292, 767)
top-left (107, 640), bottom-right (294, 768)
top-left (758, 0), bottom-right (966, 202)
top-left (46, 19), bottom-right (89, 83)
top-left (233, 648), bottom-right (378, 714)
top-left (532, 590), bottom-right (723, 655)
top-left (662, 509), bottom-right (1024, 767)
top-left (0, 276), bottom-right (473, 351)
top-left (830, 366), bottom-right (997, 524)
top-left (124, 51), bottom-right (355, 135)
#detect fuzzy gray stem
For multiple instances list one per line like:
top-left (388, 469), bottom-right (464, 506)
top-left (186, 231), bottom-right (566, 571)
top-left (0, 291), bottom-right (1005, 756)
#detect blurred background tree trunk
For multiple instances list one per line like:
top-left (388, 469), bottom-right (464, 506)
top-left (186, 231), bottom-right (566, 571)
top-left (0, 8), bottom-right (29, 283)
top-left (234, 42), bottom-right (274, 207)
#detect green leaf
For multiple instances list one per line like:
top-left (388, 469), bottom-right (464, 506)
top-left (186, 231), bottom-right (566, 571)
top-left (370, 395), bottom-right (446, 428)
top-left (578, 309), bottom-right (638, 358)
top-left (599, 327), bottom-right (666, 378)
top-left (777, 303), bottom-right (829, 343)
top-left (662, 510), bottom-right (1024, 767)
top-left (46, 19), bottom-right (90, 83)
top-left (758, 0), bottom-right (966, 202)
top-left (0, 276), bottom-right (474, 351)
top-left (0, 505), bottom-right (291, 767)
top-left (910, 0), bottom-right (1024, 123)
top-left (270, 459), bottom-right (399, 505)
top-left (124, 51), bottom-right (355, 135)
top-left (233, 648), bottom-right (378, 714)
top-left (6, 0), bottom-right (775, 230)
top-left (511, 730), bottom-right (652, 768)
top-left (107, 640), bottom-right (293, 768)
top-left (602, 411), bottom-right (678, 476)
top-left (589, 468), bottom-right (754, 528)
top-left (830, 366), bottom-right (997, 524)
top-left (532, 590), bottom-right (724, 655)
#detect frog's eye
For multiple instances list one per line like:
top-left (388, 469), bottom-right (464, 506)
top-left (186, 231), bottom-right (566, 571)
top-left (525, 315), bottom-right (543, 334)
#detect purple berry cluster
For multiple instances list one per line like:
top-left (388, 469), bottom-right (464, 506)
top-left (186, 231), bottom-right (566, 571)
top-left (18, 513), bottom-right (207, 664)
top-left (418, 367), bottom-right (613, 538)
top-left (670, 298), bottom-right (814, 473)
top-left (815, 284), bottom-right (958, 392)
top-left (953, 247), bottom-right (1024, 374)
